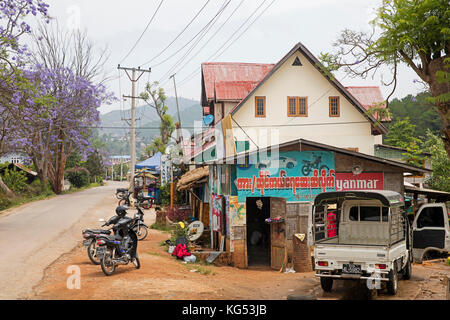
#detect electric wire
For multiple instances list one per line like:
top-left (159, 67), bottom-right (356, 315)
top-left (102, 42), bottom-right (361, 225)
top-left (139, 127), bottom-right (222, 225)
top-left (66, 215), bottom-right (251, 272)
top-left (139, 0), bottom-right (212, 67)
top-left (119, 0), bottom-right (165, 64)
top-left (158, 0), bottom-right (231, 85)
top-left (160, 0), bottom-right (245, 88)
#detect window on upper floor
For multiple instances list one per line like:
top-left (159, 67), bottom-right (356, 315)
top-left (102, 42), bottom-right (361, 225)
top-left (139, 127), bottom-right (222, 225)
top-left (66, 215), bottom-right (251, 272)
top-left (255, 96), bottom-right (266, 117)
top-left (329, 96), bottom-right (340, 117)
top-left (287, 97), bottom-right (308, 117)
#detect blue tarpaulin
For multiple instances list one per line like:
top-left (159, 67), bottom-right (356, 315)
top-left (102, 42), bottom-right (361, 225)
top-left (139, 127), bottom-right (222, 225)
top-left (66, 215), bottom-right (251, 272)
top-left (135, 152), bottom-right (162, 172)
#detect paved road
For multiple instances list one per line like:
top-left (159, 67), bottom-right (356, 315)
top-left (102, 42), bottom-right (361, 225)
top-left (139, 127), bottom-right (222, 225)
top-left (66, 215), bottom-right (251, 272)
top-left (0, 181), bottom-right (128, 299)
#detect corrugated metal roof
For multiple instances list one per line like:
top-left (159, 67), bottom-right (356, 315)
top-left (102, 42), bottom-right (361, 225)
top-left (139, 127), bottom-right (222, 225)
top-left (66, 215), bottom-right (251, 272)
top-left (215, 81), bottom-right (260, 101)
top-left (345, 86), bottom-right (390, 121)
top-left (202, 62), bottom-right (274, 104)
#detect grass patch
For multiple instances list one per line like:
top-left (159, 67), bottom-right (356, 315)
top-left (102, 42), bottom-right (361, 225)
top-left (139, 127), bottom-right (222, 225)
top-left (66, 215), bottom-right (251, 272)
top-left (150, 223), bottom-right (173, 233)
top-left (147, 252), bottom-right (161, 257)
top-left (184, 262), bottom-right (217, 276)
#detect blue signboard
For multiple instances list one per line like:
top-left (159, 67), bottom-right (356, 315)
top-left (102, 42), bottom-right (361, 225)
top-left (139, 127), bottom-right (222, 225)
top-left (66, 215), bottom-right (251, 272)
top-left (236, 151), bottom-right (336, 202)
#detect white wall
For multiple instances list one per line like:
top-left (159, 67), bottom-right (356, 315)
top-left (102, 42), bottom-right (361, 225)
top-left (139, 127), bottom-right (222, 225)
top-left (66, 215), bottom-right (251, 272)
top-left (232, 51), bottom-right (380, 155)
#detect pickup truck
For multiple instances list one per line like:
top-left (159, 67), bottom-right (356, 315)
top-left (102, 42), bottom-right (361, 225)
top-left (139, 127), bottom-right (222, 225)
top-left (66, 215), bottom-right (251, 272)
top-left (311, 190), bottom-right (411, 295)
top-left (411, 202), bottom-right (450, 263)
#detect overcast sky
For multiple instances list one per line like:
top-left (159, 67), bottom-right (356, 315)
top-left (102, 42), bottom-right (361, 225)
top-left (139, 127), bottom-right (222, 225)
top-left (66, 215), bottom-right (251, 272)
top-left (42, 0), bottom-right (423, 114)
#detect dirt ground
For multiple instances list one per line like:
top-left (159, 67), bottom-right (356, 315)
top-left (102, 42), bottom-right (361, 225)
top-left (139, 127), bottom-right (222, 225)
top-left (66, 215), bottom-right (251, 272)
top-left (27, 210), bottom-right (450, 300)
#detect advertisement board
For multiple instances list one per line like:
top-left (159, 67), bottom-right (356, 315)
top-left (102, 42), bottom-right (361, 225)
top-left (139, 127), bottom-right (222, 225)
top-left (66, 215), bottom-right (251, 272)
top-left (235, 151), bottom-right (335, 202)
top-left (335, 172), bottom-right (384, 191)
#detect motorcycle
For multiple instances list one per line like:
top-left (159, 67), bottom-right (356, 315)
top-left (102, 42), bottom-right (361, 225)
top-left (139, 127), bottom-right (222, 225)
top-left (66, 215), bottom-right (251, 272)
top-left (96, 208), bottom-right (141, 276)
top-left (118, 190), bottom-right (154, 210)
top-left (116, 188), bottom-right (129, 200)
top-left (131, 205), bottom-right (149, 241)
top-left (82, 215), bottom-right (122, 265)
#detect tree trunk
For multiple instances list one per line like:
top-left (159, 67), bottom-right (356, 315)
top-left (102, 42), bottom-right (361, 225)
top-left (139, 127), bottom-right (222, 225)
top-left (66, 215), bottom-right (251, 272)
top-left (428, 58), bottom-right (450, 158)
top-left (0, 175), bottom-right (14, 198)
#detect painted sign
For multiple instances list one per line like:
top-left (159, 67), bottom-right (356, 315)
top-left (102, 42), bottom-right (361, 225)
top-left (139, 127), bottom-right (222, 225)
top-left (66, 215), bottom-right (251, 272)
top-left (160, 155), bottom-right (171, 185)
top-left (211, 194), bottom-right (223, 232)
top-left (236, 151), bottom-right (335, 202)
top-left (229, 196), bottom-right (246, 226)
top-left (335, 173), bottom-right (384, 191)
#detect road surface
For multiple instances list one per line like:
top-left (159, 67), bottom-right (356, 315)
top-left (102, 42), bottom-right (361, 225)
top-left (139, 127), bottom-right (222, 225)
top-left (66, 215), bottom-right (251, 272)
top-left (0, 181), bottom-right (127, 299)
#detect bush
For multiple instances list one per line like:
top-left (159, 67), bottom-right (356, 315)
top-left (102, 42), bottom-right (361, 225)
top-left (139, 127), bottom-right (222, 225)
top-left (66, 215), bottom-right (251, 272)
top-left (2, 168), bottom-right (27, 193)
top-left (65, 167), bottom-right (90, 188)
top-left (0, 195), bottom-right (12, 210)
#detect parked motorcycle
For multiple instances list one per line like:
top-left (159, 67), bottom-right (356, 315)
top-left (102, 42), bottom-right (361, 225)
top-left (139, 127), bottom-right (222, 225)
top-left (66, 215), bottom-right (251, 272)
top-left (131, 205), bottom-right (149, 241)
top-left (118, 190), bottom-right (154, 210)
top-left (82, 213), bottom-right (123, 265)
top-left (116, 188), bottom-right (129, 200)
top-left (96, 206), bottom-right (141, 276)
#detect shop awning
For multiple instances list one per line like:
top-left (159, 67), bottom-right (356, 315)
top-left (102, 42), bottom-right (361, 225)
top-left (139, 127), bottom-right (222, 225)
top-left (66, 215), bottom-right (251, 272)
top-left (404, 185), bottom-right (450, 202)
top-left (135, 152), bottom-right (162, 171)
top-left (177, 166), bottom-right (209, 191)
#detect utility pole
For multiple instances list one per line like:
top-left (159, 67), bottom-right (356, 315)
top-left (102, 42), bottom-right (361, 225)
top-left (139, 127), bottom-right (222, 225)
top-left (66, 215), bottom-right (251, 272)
top-left (118, 65), bottom-right (151, 191)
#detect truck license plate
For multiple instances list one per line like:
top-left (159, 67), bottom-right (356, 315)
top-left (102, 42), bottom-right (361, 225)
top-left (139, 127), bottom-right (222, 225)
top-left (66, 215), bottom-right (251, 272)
top-left (343, 263), bottom-right (361, 274)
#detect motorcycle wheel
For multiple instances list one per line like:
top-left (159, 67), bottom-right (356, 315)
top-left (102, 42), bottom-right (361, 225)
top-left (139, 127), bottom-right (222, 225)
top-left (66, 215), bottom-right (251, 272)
top-left (133, 256), bottom-right (141, 269)
top-left (319, 165), bottom-right (330, 173)
top-left (135, 225), bottom-right (148, 241)
top-left (87, 240), bottom-right (100, 265)
top-left (101, 249), bottom-right (116, 276)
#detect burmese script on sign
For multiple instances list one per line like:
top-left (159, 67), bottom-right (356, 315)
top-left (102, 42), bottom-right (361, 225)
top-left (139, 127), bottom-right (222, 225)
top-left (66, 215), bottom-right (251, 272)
top-left (236, 169), bottom-right (335, 196)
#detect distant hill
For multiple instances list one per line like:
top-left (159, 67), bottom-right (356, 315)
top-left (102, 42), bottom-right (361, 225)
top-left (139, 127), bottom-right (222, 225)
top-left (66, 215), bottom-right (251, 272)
top-left (100, 96), bottom-right (202, 136)
top-left (99, 97), bottom-right (203, 155)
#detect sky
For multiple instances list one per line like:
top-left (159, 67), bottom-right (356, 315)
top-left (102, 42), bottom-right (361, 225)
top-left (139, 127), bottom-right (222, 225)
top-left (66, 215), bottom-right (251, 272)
top-left (40, 0), bottom-right (424, 114)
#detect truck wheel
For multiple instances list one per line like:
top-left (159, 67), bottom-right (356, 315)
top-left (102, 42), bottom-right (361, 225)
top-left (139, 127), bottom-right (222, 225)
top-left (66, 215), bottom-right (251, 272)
top-left (402, 257), bottom-right (412, 280)
top-left (320, 277), bottom-right (333, 292)
top-left (387, 264), bottom-right (398, 295)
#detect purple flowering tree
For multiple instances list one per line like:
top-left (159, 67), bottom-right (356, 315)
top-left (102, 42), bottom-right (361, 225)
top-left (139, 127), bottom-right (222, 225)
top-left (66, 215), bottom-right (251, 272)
top-left (12, 65), bottom-right (115, 193)
top-left (0, 0), bottom-right (49, 196)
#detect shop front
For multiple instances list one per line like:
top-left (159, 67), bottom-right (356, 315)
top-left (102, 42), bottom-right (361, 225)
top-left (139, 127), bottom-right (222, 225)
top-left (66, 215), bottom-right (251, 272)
top-left (206, 139), bottom-right (430, 270)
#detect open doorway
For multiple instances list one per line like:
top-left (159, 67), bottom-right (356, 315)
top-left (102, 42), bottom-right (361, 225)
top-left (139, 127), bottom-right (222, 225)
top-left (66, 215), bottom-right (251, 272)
top-left (246, 197), bottom-right (271, 267)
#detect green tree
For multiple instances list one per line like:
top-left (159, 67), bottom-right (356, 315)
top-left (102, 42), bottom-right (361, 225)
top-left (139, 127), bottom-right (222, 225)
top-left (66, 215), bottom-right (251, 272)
top-left (320, 0), bottom-right (450, 157)
top-left (385, 117), bottom-right (421, 148)
top-left (140, 82), bottom-right (175, 153)
top-left (422, 129), bottom-right (450, 192)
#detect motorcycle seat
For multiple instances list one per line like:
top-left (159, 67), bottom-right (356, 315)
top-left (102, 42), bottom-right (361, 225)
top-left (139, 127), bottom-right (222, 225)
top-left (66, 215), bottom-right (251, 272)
top-left (100, 235), bottom-right (122, 241)
top-left (84, 229), bottom-right (111, 235)
top-left (139, 196), bottom-right (153, 201)
top-left (116, 188), bottom-right (128, 193)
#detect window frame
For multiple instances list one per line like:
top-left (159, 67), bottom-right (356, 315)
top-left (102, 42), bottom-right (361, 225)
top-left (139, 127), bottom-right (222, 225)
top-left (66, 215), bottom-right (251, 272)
top-left (329, 96), bottom-right (340, 117)
top-left (287, 96), bottom-right (308, 117)
top-left (255, 96), bottom-right (266, 118)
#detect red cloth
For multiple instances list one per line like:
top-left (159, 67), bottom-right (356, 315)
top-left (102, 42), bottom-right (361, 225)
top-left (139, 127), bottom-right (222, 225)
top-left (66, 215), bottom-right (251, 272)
top-left (172, 244), bottom-right (191, 259)
top-left (327, 211), bottom-right (337, 238)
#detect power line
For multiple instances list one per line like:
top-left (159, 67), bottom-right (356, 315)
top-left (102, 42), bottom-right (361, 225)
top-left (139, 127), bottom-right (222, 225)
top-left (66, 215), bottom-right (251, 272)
top-left (161, 0), bottom-right (245, 87)
top-left (139, 0), bottom-right (211, 67)
top-left (175, 0), bottom-right (274, 88)
top-left (119, 0), bottom-right (165, 64)
top-left (158, 0), bottom-right (231, 84)
top-left (149, 0), bottom-right (230, 71)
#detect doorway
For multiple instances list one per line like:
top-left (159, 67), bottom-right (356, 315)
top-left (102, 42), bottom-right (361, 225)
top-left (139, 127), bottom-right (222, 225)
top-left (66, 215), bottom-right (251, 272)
top-left (246, 197), bottom-right (271, 267)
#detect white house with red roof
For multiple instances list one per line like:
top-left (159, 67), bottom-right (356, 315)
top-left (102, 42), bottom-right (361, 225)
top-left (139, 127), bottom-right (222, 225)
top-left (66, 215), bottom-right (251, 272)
top-left (198, 42), bottom-right (389, 157)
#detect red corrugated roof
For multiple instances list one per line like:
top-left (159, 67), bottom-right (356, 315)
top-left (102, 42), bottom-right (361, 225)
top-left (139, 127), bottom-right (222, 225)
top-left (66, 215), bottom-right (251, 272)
top-left (215, 81), bottom-right (260, 101)
top-left (202, 62), bottom-right (274, 104)
top-left (345, 86), bottom-right (390, 121)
